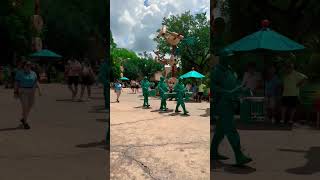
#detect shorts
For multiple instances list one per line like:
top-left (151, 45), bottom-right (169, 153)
top-left (198, 92), bottom-right (204, 96)
top-left (68, 76), bottom-right (79, 86)
top-left (115, 89), bottom-right (121, 94)
top-left (19, 88), bottom-right (36, 110)
top-left (265, 96), bottom-right (278, 109)
top-left (282, 96), bottom-right (299, 108)
top-left (81, 76), bottom-right (93, 86)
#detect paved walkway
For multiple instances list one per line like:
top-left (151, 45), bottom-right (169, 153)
top-left (0, 84), bottom-right (107, 180)
top-left (211, 123), bottom-right (320, 179)
top-left (110, 88), bottom-right (210, 180)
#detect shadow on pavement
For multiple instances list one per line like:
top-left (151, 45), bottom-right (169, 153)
top-left (0, 125), bottom-right (24, 132)
top-left (88, 110), bottom-right (107, 114)
top-left (92, 105), bottom-right (106, 109)
top-left (96, 119), bottom-right (108, 123)
top-left (212, 161), bottom-right (256, 174)
top-left (151, 109), bottom-right (161, 112)
top-left (200, 108), bottom-right (210, 117)
top-left (279, 147), bottom-right (320, 175)
top-left (76, 140), bottom-right (108, 150)
top-left (56, 99), bottom-right (73, 102)
top-left (90, 97), bottom-right (104, 100)
top-left (159, 109), bottom-right (174, 114)
top-left (169, 112), bottom-right (180, 116)
top-left (237, 122), bottom-right (292, 131)
top-left (168, 112), bottom-right (190, 117)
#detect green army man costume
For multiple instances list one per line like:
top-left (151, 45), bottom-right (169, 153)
top-left (157, 77), bottom-right (169, 111)
top-left (141, 76), bottom-right (150, 107)
top-left (211, 49), bottom-right (252, 166)
top-left (98, 60), bottom-right (109, 146)
top-left (174, 77), bottom-right (189, 115)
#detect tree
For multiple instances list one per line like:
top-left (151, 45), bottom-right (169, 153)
top-left (41, 0), bottom-right (107, 59)
top-left (217, 0), bottom-right (320, 77)
top-left (154, 11), bottom-right (210, 73)
top-left (0, 0), bottom-right (34, 64)
top-left (224, 0), bottom-right (320, 43)
top-left (123, 57), bottom-right (163, 80)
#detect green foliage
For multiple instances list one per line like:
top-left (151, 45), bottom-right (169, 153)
top-left (154, 11), bottom-right (210, 74)
top-left (110, 32), bottom-right (162, 81)
top-left (122, 57), bottom-right (163, 81)
top-left (219, 0), bottom-right (320, 79)
top-left (0, 0), bottom-right (34, 62)
top-left (41, 0), bottom-right (107, 58)
top-left (0, 0), bottom-right (107, 63)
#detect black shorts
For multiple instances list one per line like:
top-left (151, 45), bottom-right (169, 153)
top-left (198, 92), bottom-right (204, 96)
top-left (81, 76), bottom-right (93, 86)
top-left (68, 76), bottom-right (79, 86)
top-left (282, 96), bottom-right (299, 108)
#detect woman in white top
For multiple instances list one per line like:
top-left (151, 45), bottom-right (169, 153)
top-left (242, 62), bottom-right (262, 95)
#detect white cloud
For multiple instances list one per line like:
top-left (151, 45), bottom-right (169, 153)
top-left (111, 0), bottom-right (209, 53)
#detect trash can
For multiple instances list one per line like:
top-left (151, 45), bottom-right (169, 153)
top-left (240, 96), bottom-right (265, 123)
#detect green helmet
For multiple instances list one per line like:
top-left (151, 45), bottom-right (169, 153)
top-left (144, 76), bottom-right (148, 80)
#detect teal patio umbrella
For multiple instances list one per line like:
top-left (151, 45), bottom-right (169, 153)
top-left (222, 20), bottom-right (305, 53)
top-left (119, 77), bottom-right (129, 81)
top-left (225, 20), bottom-right (305, 52)
top-left (180, 70), bottom-right (205, 79)
top-left (30, 49), bottom-right (62, 59)
top-left (221, 20), bottom-right (306, 97)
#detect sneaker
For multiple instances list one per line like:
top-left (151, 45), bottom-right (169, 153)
top-left (235, 155), bottom-right (252, 166)
top-left (211, 153), bottom-right (229, 160)
top-left (20, 119), bottom-right (30, 129)
top-left (280, 119), bottom-right (285, 124)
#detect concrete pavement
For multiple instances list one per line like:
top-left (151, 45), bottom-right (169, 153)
top-left (110, 88), bottom-right (210, 180)
top-left (0, 84), bottom-right (107, 180)
top-left (211, 123), bottom-right (320, 180)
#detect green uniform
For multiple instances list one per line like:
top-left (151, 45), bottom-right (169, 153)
top-left (211, 50), bottom-right (252, 166)
top-left (157, 77), bottom-right (169, 111)
top-left (174, 78), bottom-right (188, 114)
top-left (141, 77), bottom-right (150, 107)
top-left (98, 60), bottom-right (109, 145)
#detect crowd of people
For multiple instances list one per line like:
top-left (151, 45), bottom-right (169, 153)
top-left (111, 77), bottom-right (210, 104)
top-left (0, 57), bottom-right (104, 130)
top-left (240, 60), bottom-right (308, 126)
top-left (64, 58), bottom-right (97, 101)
